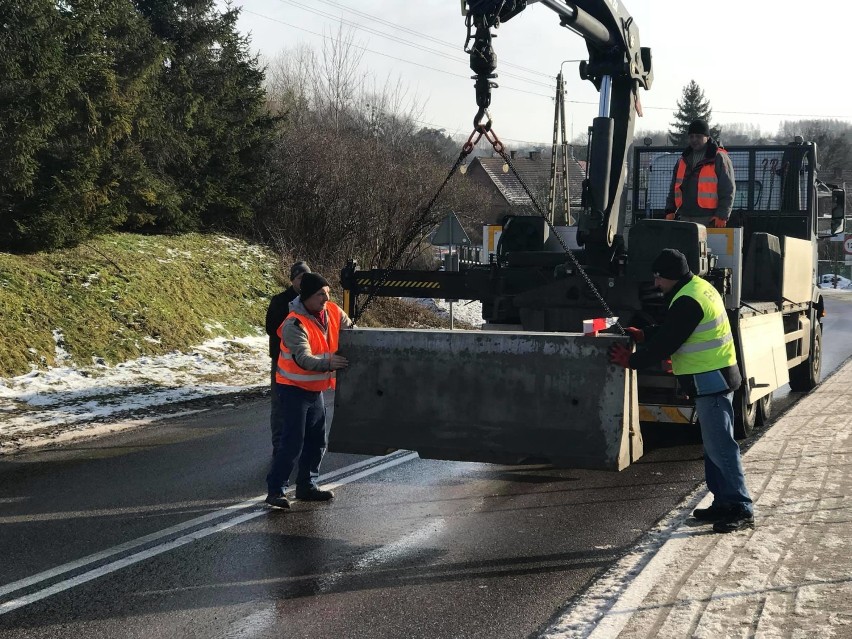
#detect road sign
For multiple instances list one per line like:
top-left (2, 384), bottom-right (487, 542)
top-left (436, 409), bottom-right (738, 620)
top-left (844, 234), bottom-right (852, 255)
top-left (431, 212), bottom-right (470, 246)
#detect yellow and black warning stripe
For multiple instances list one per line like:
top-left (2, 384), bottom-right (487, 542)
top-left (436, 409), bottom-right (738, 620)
top-left (357, 279), bottom-right (440, 289)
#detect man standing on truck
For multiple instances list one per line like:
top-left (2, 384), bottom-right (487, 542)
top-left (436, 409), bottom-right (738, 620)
top-left (664, 119), bottom-right (736, 228)
top-left (266, 272), bottom-right (353, 509)
top-left (609, 249), bottom-right (754, 533)
top-left (265, 261), bottom-right (311, 456)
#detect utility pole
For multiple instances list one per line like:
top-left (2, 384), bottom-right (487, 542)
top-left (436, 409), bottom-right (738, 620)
top-left (548, 65), bottom-right (577, 225)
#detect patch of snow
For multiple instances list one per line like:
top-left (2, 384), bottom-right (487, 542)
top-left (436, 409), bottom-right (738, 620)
top-left (411, 298), bottom-right (485, 327)
top-left (0, 335), bottom-right (269, 453)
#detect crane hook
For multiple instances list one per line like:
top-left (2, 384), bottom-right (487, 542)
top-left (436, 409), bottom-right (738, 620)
top-left (473, 107), bottom-right (492, 132)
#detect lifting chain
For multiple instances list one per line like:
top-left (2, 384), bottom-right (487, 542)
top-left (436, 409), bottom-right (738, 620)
top-left (351, 127), bottom-right (482, 323)
top-left (352, 123), bottom-right (625, 337)
top-left (485, 129), bottom-right (626, 336)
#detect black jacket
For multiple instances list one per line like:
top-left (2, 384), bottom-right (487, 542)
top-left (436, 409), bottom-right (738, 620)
top-left (265, 287), bottom-right (298, 362)
top-left (628, 274), bottom-right (741, 396)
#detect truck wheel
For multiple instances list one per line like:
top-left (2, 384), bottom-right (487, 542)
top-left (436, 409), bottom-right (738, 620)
top-left (757, 392), bottom-right (773, 427)
top-left (789, 321), bottom-right (822, 392)
top-left (733, 389), bottom-right (757, 439)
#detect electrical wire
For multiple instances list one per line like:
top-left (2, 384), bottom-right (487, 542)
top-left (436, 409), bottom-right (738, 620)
top-left (240, 5), bottom-right (852, 122)
top-left (267, 0), bottom-right (557, 90)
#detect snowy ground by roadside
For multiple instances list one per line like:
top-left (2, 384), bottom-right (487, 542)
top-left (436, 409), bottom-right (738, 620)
top-left (0, 332), bottom-right (270, 454)
top-left (412, 298), bottom-right (485, 327)
top-left (0, 299), bottom-right (485, 454)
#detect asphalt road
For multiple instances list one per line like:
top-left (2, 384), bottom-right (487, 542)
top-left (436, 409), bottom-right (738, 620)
top-left (1, 296), bottom-right (850, 639)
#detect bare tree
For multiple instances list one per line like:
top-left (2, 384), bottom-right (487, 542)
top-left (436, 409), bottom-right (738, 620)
top-left (257, 31), bottom-right (492, 273)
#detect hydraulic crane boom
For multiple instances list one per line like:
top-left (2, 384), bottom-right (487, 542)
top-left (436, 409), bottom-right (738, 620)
top-left (464, 0), bottom-right (652, 267)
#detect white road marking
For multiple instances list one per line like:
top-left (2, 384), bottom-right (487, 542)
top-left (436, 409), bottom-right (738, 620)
top-left (0, 451), bottom-right (418, 615)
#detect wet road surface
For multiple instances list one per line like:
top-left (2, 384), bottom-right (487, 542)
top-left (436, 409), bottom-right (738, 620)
top-left (1, 296), bottom-right (850, 638)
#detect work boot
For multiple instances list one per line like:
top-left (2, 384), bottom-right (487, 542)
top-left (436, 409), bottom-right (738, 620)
top-left (295, 487), bottom-right (334, 502)
top-left (265, 493), bottom-right (291, 509)
top-left (713, 507), bottom-right (755, 534)
top-left (692, 504), bottom-right (734, 522)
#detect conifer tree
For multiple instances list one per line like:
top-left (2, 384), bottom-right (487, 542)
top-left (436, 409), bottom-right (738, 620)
top-left (132, 0), bottom-right (276, 233)
top-left (0, 0), bottom-right (162, 250)
top-left (668, 80), bottom-right (720, 146)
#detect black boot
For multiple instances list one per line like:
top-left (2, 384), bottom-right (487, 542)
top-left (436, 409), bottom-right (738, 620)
top-left (296, 487), bottom-right (335, 502)
top-left (713, 507), bottom-right (755, 533)
top-left (692, 504), bottom-right (734, 522)
top-left (265, 493), bottom-right (291, 509)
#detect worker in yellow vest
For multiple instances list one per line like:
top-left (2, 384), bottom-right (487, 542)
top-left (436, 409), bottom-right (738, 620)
top-left (664, 119), bottom-right (736, 228)
top-left (265, 272), bottom-right (353, 509)
top-left (610, 249), bottom-right (754, 533)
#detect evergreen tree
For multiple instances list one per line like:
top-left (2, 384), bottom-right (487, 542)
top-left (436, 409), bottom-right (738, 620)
top-left (0, 0), bottom-right (162, 251)
top-left (668, 80), bottom-right (720, 147)
top-left (131, 0), bottom-right (276, 233)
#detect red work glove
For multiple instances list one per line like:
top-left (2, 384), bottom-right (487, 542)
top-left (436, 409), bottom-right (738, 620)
top-left (709, 215), bottom-right (727, 228)
top-left (624, 327), bottom-right (645, 343)
top-left (664, 211), bottom-right (677, 220)
top-left (609, 343), bottom-right (632, 368)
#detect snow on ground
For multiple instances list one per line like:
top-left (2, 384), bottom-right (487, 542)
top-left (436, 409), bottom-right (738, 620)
top-left (0, 299), bottom-right (485, 453)
top-left (413, 298), bottom-right (485, 327)
top-left (0, 332), bottom-right (270, 453)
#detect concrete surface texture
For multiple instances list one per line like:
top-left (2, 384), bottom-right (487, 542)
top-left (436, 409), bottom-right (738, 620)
top-left (560, 356), bottom-right (852, 638)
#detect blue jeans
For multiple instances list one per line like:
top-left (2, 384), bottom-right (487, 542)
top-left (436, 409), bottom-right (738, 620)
top-left (266, 384), bottom-right (328, 495)
top-left (696, 392), bottom-right (753, 514)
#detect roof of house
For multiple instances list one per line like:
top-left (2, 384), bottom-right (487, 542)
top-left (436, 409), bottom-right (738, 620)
top-left (471, 156), bottom-right (586, 208)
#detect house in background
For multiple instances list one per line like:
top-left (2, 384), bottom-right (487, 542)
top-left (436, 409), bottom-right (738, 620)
top-left (463, 150), bottom-right (586, 225)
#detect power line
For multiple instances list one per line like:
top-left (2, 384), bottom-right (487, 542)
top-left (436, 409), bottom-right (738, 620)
top-left (242, 9), bottom-right (556, 100)
top-left (285, 0), bottom-right (555, 80)
top-left (241, 6), bottom-right (852, 122)
top-left (266, 0), bottom-right (557, 90)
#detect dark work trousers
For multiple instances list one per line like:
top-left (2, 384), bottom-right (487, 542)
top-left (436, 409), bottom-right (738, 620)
top-left (270, 367), bottom-right (283, 456)
top-left (266, 383), bottom-right (327, 496)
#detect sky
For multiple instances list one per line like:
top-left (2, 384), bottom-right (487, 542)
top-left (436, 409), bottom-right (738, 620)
top-left (223, 0), bottom-right (851, 147)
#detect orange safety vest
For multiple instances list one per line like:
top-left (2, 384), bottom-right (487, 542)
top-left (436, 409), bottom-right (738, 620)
top-left (275, 302), bottom-right (341, 391)
top-left (673, 148), bottom-right (727, 210)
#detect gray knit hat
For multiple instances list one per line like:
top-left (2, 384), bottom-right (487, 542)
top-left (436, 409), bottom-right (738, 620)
top-left (289, 261), bottom-right (311, 281)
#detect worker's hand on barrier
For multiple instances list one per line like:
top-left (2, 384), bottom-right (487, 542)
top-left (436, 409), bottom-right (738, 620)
top-left (624, 327), bottom-right (645, 343)
top-left (664, 210), bottom-right (677, 220)
top-left (609, 343), bottom-right (632, 368)
top-left (709, 215), bottom-right (727, 228)
top-left (330, 354), bottom-right (349, 370)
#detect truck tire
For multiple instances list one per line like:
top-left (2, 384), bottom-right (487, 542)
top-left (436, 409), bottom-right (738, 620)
top-left (733, 389), bottom-right (757, 440)
top-left (789, 321), bottom-right (822, 392)
top-left (757, 392), bottom-right (773, 427)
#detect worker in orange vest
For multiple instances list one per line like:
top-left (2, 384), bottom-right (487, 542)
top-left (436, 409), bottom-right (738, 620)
top-left (664, 119), bottom-right (736, 228)
top-left (265, 272), bottom-right (353, 509)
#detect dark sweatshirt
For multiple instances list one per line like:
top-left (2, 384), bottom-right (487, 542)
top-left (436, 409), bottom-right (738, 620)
top-left (628, 274), bottom-right (742, 396)
top-left (265, 286), bottom-right (298, 365)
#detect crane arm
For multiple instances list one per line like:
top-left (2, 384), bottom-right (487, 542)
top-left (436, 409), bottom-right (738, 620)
top-left (464, 0), bottom-right (652, 267)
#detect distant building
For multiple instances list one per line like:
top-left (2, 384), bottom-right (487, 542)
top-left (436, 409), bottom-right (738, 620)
top-left (463, 150), bottom-right (586, 224)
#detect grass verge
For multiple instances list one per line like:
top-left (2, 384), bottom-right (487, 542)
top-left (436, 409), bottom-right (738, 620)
top-left (0, 234), bottom-right (469, 378)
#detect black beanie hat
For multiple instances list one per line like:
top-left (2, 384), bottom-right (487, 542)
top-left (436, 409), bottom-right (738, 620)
top-left (299, 272), bottom-right (329, 301)
top-left (289, 260), bottom-right (311, 281)
top-left (652, 249), bottom-right (691, 280)
top-left (687, 119), bottom-right (710, 136)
